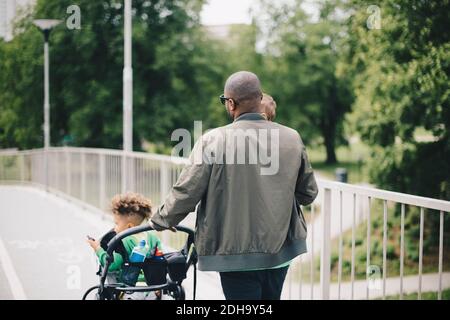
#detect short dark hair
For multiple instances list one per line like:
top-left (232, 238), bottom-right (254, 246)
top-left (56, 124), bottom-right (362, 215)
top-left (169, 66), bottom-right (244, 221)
top-left (224, 71), bottom-right (262, 103)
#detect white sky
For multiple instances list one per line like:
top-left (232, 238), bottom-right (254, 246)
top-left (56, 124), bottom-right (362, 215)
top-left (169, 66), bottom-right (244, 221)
top-left (200, 0), bottom-right (254, 25)
top-left (200, 0), bottom-right (319, 26)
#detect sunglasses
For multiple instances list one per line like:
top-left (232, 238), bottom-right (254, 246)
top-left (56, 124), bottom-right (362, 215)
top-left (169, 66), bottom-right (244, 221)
top-left (219, 94), bottom-right (238, 106)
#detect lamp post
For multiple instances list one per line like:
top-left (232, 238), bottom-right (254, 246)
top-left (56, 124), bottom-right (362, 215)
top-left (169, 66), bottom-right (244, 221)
top-left (33, 19), bottom-right (61, 189)
top-left (122, 0), bottom-right (133, 193)
top-left (123, 0), bottom-right (133, 154)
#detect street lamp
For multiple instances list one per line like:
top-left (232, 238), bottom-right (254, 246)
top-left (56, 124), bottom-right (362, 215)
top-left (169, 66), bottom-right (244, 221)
top-left (123, 0), bottom-right (133, 154)
top-left (33, 19), bottom-right (61, 149)
top-left (33, 19), bottom-right (61, 189)
top-left (122, 0), bottom-right (133, 193)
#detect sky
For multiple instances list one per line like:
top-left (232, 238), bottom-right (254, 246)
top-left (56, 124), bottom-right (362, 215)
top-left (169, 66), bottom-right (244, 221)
top-left (200, 0), bottom-right (254, 26)
top-left (200, 0), bottom-right (319, 26)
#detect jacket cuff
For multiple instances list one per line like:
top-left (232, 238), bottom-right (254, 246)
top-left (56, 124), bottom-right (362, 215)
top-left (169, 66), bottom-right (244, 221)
top-left (150, 215), bottom-right (170, 231)
top-left (95, 247), bottom-right (106, 259)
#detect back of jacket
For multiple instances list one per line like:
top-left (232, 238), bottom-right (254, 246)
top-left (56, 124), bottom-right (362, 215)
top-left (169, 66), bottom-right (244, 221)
top-left (151, 113), bottom-right (318, 272)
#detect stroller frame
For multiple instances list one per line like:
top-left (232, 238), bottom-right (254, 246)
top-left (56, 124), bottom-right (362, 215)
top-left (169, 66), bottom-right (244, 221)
top-left (82, 224), bottom-right (197, 300)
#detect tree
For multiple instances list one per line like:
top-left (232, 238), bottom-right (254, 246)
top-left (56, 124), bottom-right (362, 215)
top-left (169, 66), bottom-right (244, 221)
top-left (344, 0), bottom-right (450, 248)
top-left (0, 7), bottom-right (44, 149)
top-left (253, 0), bottom-right (353, 164)
top-left (0, 0), bottom-right (227, 152)
top-left (345, 0), bottom-right (449, 200)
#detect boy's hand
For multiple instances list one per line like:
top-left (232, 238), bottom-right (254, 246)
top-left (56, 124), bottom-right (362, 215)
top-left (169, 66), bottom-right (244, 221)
top-left (87, 238), bottom-right (101, 251)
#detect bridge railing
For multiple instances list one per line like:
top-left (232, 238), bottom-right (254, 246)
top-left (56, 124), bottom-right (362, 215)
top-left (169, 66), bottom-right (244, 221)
top-left (1, 147), bottom-right (449, 300)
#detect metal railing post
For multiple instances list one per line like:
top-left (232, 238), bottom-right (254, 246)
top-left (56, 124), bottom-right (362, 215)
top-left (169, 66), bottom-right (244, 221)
top-left (129, 155), bottom-right (135, 192)
top-left (66, 149), bottom-right (71, 195)
top-left (160, 161), bottom-right (169, 205)
top-left (320, 188), bottom-right (332, 300)
top-left (44, 149), bottom-right (49, 191)
top-left (20, 154), bottom-right (25, 182)
top-left (99, 153), bottom-right (106, 211)
top-left (81, 151), bottom-right (86, 202)
top-left (121, 152), bottom-right (127, 193)
top-left (159, 161), bottom-right (170, 245)
top-left (0, 155), bottom-right (3, 181)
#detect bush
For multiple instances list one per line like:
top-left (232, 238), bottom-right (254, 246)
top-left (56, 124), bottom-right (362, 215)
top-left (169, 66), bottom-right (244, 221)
top-left (407, 225), bottom-right (420, 239)
top-left (331, 253), bottom-right (339, 269)
top-left (356, 267), bottom-right (366, 277)
top-left (343, 260), bottom-right (351, 273)
top-left (372, 219), bottom-right (380, 230)
top-left (387, 220), bottom-right (393, 229)
top-left (387, 244), bottom-right (397, 259)
top-left (356, 248), bottom-right (367, 263)
top-left (371, 239), bottom-right (382, 257)
top-left (407, 242), bottom-right (419, 262)
top-left (408, 251), bottom-right (419, 262)
top-left (407, 212), bottom-right (420, 225)
top-left (423, 237), bottom-right (434, 252)
top-left (355, 238), bottom-right (364, 247)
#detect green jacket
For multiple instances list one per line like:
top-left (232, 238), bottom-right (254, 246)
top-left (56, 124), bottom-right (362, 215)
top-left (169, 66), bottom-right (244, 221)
top-left (151, 113), bottom-right (318, 272)
top-left (96, 227), bottom-right (162, 280)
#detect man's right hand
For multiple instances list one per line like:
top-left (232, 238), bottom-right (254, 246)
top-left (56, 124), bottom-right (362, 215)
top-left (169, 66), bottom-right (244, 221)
top-left (149, 219), bottom-right (177, 233)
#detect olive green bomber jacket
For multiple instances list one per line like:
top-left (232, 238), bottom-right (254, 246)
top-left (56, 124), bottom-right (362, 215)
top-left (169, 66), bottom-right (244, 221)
top-left (151, 113), bottom-right (318, 272)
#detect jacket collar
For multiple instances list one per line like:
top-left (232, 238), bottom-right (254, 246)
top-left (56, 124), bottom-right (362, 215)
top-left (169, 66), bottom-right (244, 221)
top-left (234, 112), bottom-right (266, 122)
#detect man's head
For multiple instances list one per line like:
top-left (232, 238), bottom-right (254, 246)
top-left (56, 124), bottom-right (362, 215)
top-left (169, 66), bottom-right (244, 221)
top-left (110, 192), bottom-right (152, 233)
top-left (261, 94), bottom-right (277, 121)
top-left (223, 71), bottom-right (263, 120)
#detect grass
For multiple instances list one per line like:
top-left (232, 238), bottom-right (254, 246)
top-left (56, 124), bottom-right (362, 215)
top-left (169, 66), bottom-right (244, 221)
top-left (381, 288), bottom-right (450, 300)
top-left (308, 140), bottom-right (371, 183)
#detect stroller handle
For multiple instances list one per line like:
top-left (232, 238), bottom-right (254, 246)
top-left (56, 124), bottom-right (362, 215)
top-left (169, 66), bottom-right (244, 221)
top-left (95, 223), bottom-right (197, 299)
top-left (106, 224), bottom-right (195, 257)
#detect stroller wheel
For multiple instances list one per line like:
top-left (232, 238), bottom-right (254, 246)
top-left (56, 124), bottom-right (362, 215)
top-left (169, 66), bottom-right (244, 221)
top-left (82, 285), bottom-right (100, 300)
top-left (173, 284), bottom-right (185, 300)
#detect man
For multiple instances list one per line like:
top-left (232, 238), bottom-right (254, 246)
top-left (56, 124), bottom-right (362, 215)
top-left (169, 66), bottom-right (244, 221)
top-left (151, 71), bottom-right (318, 300)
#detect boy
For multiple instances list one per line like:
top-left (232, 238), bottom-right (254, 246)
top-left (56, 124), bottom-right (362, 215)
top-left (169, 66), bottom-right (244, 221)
top-left (261, 93), bottom-right (277, 121)
top-left (87, 192), bottom-right (163, 299)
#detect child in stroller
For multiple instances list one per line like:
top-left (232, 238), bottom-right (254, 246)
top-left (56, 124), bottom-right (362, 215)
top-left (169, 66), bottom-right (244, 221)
top-left (83, 192), bottom-right (197, 300)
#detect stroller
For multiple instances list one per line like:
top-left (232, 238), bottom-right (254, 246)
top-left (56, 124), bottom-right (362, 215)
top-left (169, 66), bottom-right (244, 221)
top-left (82, 224), bottom-right (198, 300)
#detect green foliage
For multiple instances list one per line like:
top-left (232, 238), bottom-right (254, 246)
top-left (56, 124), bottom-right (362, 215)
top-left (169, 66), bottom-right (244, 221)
top-left (386, 243), bottom-right (397, 259)
top-left (0, 0), bottom-right (227, 151)
top-left (0, 10), bottom-right (44, 149)
top-left (371, 239), bottom-right (382, 257)
top-left (253, 0), bottom-right (354, 163)
top-left (344, 0), bottom-right (450, 200)
top-left (356, 247), bottom-right (366, 263)
top-left (342, 259), bottom-right (351, 274)
top-left (372, 218), bottom-right (380, 230)
top-left (0, 0), bottom-right (448, 208)
top-left (330, 252), bottom-right (339, 269)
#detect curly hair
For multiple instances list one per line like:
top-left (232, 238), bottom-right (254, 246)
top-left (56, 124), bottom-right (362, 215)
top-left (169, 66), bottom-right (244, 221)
top-left (110, 192), bottom-right (152, 221)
